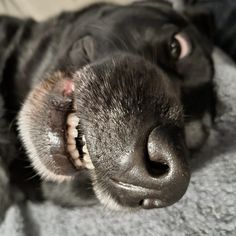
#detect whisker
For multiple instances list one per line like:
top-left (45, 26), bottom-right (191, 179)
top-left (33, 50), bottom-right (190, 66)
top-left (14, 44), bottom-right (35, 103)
top-left (26, 172), bottom-right (40, 181)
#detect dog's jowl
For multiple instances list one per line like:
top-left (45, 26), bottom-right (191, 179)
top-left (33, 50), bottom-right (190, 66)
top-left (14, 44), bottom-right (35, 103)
top-left (0, 1), bottom-right (215, 210)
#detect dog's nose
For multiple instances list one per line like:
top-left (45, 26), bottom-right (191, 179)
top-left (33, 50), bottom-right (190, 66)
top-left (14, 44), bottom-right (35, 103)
top-left (142, 126), bottom-right (190, 208)
top-left (115, 126), bottom-right (190, 209)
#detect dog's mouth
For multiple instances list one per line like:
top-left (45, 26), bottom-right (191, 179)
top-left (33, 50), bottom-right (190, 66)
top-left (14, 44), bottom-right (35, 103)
top-left (18, 57), bottom-right (191, 210)
top-left (18, 72), bottom-right (94, 181)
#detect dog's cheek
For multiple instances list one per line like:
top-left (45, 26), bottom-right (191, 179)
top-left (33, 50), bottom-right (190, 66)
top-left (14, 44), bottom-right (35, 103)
top-left (185, 112), bottom-right (212, 150)
top-left (177, 49), bottom-right (213, 87)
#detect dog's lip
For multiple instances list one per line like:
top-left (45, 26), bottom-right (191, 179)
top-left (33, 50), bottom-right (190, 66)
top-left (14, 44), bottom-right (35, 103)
top-left (110, 178), bottom-right (158, 192)
top-left (44, 77), bottom-right (94, 171)
top-left (46, 80), bottom-right (90, 170)
top-left (42, 84), bottom-right (80, 175)
top-left (18, 74), bottom-right (80, 180)
top-left (108, 178), bottom-right (165, 209)
top-left (18, 73), bottom-right (95, 180)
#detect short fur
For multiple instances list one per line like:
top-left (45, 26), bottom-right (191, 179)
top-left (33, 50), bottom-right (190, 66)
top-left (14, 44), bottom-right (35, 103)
top-left (0, 0), bottom-right (215, 213)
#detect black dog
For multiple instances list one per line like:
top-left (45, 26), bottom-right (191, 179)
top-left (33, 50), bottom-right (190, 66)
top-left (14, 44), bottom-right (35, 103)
top-left (0, 0), bottom-right (215, 211)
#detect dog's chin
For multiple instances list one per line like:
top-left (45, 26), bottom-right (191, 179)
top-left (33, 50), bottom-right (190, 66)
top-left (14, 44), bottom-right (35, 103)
top-left (93, 184), bottom-right (127, 211)
top-left (18, 71), bottom-right (94, 182)
top-left (92, 177), bottom-right (135, 211)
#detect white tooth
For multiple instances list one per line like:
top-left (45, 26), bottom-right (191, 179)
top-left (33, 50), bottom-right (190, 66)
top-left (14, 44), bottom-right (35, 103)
top-left (71, 149), bottom-right (79, 159)
top-left (86, 163), bottom-right (95, 170)
top-left (82, 144), bottom-right (89, 154)
top-left (68, 126), bottom-right (78, 137)
top-left (84, 161), bottom-right (95, 170)
top-left (67, 113), bottom-right (79, 127)
top-left (82, 144), bottom-right (94, 169)
top-left (83, 154), bottom-right (92, 163)
top-left (67, 136), bottom-right (76, 145)
top-left (83, 154), bottom-right (94, 169)
top-left (67, 144), bottom-right (76, 152)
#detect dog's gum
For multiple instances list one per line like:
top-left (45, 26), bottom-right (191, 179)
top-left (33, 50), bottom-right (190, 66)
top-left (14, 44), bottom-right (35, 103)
top-left (61, 79), bottom-right (75, 97)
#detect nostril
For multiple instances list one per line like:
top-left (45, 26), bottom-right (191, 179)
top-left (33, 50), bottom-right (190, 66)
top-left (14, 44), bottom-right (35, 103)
top-left (146, 159), bottom-right (170, 178)
top-left (139, 199), bottom-right (144, 206)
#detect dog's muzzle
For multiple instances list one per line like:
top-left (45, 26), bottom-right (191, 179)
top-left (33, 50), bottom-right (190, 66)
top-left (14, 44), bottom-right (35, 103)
top-left (73, 54), bottom-right (191, 209)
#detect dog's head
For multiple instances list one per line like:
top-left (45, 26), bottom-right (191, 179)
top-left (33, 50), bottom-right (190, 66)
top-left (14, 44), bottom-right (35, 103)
top-left (18, 1), bottom-right (213, 210)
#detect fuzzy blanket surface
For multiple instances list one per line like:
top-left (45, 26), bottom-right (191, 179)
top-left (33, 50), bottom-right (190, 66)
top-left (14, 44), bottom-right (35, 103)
top-left (0, 47), bottom-right (235, 236)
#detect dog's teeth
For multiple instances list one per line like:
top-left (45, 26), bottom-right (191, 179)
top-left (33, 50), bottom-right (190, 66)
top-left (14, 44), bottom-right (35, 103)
top-left (74, 159), bottom-right (83, 167)
top-left (68, 126), bottom-right (78, 138)
top-left (83, 153), bottom-right (91, 163)
top-left (71, 149), bottom-right (79, 159)
top-left (67, 113), bottom-right (79, 127)
top-left (84, 158), bottom-right (95, 169)
top-left (67, 144), bottom-right (76, 152)
top-left (85, 162), bottom-right (95, 170)
top-left (81, 143), bottom-right (94, 169)
top-left (83, 153), bottom-right (95, 169)
top-left (82, 143), bottom-right (88, 154)
top-left (67, 136), bottom-right (76, 145)
top-left (66, 122), bottom-right (94, 170)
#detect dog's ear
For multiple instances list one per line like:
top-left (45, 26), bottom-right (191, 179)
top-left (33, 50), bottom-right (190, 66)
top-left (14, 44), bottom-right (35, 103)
top-left (69, 35), bottom-right (95, 68)
top-left (133, 0), bottom-right (173, 9)
top-left (183, 7), bottom-right (215, 41)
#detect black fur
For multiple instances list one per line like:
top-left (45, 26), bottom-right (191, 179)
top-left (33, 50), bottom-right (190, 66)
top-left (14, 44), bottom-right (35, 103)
top-left (0, 1), bottom-right (215, 213)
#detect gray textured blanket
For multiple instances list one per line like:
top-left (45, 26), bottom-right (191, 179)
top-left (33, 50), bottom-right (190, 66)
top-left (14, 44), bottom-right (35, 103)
top-left (0, 48), bottom-right (235, 236)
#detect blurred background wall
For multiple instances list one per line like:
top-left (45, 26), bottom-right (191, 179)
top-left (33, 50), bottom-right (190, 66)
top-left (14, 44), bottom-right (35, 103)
top-left (0, 0), bottom-right (132, 20)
